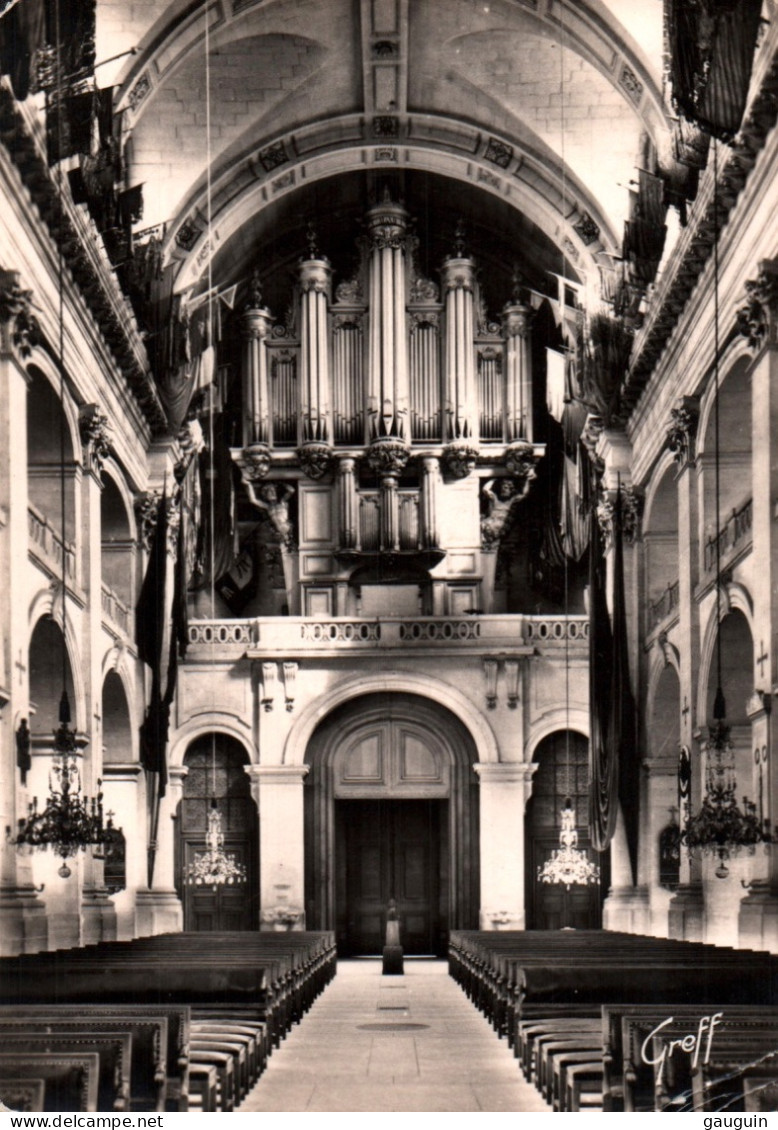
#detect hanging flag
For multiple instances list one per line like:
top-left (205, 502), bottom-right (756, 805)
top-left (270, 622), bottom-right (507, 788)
top-left (545, 347), bottom-right (567, 423)
top-left (136, 489), bottom-right (172, 796)
top-left (118, 183), bottom-right (144, 227)
top-left (665, 0), bottom-right (763, 141)
top-left (0, 0), bottom-right (45, 101)
top-left (637, 169), bottom-right (667, 229)
top-left (610, 487), bottom-right (640, 883)
top-left (588, 480), bottom-right (616, 853)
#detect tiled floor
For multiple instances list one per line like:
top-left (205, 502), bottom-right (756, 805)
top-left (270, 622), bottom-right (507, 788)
top-left (239, 959), bottom-right (551, 1112)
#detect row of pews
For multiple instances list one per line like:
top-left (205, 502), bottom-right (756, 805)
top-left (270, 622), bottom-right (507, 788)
top-left (449, 929), bottom-right (778, 1112)
top-left (0, 930), bottom-right (336, 1112)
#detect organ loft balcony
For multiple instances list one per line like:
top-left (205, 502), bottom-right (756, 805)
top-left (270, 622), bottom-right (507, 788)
top-left (184, 614), bottom-right (589, 662)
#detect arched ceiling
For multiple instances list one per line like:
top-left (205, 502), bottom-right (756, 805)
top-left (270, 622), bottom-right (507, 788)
top-left (95, 0), bottom-right (669, 304)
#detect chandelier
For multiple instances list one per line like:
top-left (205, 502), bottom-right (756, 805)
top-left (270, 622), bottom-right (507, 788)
top-left (186, 800), bottom-right (246, 889)
top-left (538, 799), bottom-right (601, 889)
top-left (681, 718), bottom-right (769, 879)
top-left (10, 693), bottom-right (115, 878)
top-left (678, 138), bottom-right (773, 880)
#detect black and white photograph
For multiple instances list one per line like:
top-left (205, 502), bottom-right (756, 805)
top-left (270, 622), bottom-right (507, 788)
top-left (0, 0), bottom-right (777, 1116)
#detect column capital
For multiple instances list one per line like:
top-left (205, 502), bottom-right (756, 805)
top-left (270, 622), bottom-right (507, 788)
top-left (474, 761), bottom-right (538, 785)
top-left (0, 269), bottom-right (37, 361)
top-left (298, 258), bottom-right (332, 296)
top-left (440, 256), bottom-right (475, 293)
top-left (365, 197), bottom-right (410, 251)
top-left (79, 404), bottom-right (112, 477)
top-left (595, 425), bottom-right (633, 490)
top-left (597, 485), bottom-right (642, 547)
top-left (736, 258), bottom-right (778, 350)
top-left (241, 306), bottom-right (273, 341)
top-left (502, 302), bottom-right (533, 339)
top-left (665, 395), bottom-right (700, 468)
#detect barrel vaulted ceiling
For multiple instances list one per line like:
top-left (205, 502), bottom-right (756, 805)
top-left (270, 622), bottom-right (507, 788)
top-left (95, 0), bottom-right (669, 309)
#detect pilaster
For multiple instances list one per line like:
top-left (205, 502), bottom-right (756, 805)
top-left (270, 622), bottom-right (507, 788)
top-left (474, 761), bottom-right (537, 930)
top-left (135, 765), bottom-right (185, 936)
top-left (256, 765), bottom-right (309, 930)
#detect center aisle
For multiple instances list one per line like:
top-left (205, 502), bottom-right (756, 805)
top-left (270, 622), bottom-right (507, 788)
top-left (239, 958), bottom-right (551, 1112)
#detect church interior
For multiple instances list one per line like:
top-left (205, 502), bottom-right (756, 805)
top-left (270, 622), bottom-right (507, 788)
top-left (1, 0), bottom-right (778, 1113)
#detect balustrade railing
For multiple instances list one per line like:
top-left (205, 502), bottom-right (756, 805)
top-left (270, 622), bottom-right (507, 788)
top-left (28, 505), bottom-right (76, 580)
top-left (648, 579), bottom-right (680, 628)
top-left (101, 584), bottom-right (131, 637)
top-left (524, 616), bottom-right (589, 642)
top-left (704, 497), bottom-right (752, 573)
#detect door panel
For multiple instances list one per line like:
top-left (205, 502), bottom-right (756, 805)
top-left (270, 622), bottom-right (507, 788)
top-left (338, 799), bottom-right (441, 955)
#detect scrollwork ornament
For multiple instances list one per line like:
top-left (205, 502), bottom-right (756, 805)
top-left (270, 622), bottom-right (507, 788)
top-left (242, 442), bottom-right (272, 481)
top-left (297, 441), bottom-right (333, 481)
top-left (365, 437), bottom-right (410, 477)
top-left (0, 269), bottom-right (37, 357)
top-left (442, 439), bottom-right (479, 480)
top-left (78, 404), bottom-right (111, 473)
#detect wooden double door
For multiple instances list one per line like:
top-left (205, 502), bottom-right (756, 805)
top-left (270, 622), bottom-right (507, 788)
top-left (336, 799), bottom-right (444, 956)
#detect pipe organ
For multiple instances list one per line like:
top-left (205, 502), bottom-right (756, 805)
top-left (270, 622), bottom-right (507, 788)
top-left (235, 195), bottom-right (544, 609)
top-left (238, 197), bottom-right (539, 467)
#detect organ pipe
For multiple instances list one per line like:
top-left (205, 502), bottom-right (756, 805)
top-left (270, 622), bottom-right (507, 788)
top-left (503, 302), bottom-right (534, 442)
top-left (441, 256), bottom-right (478, 443)
top-left (241, 304), bottom-right (273, 447)
top-left (365, 197), bottom-right (411, 443)
top-left (298, 257), bottom-right (333, 445)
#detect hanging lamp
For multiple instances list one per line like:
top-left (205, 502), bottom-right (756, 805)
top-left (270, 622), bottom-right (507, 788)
top-left (680, 138), bottom-right (773, 878)
top-left (10, 5), bottom-right (117, 876)
top-left (538, 22), bottom-right (600, 896)
top-left (184, 20), bottom-right (245, 895)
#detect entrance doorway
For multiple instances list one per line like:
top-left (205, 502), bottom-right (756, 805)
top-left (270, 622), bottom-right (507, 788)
top-left (176, 735), bottom-right (259, 931)
top-left (304, 693), bottom-right (479, 952)
top-left (336, 799), bottom-right (444, 955)
top-left (525, 731), bottom-right (608, 930)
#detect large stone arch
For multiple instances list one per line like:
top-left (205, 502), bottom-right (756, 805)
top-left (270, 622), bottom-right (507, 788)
top-left (169, 714), bottom-right (255, 770)
top-left (283, 669), bottom-right (499, 767)
top-left (302, 690), bottom-right (480, 951)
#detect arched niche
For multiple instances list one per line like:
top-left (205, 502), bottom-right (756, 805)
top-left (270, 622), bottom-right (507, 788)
top-left (26, 366), bottom-right (77, 545)
top-left (303, 692), bottom-right (480, 954)
top-left (643, 462), bottom-right (679, 630)
top-left (699, 356), bottom-right (752, 574)
top-left (28, 617), bottom-right (76, 737)
top-left (102, 671), bottom-right (134, 765)
top-left (176, 734), bottom-right (259, 932)
top-left (101, 473), bottom-right (136, 612)
top-left (525, 730), bottom-right (608, 930)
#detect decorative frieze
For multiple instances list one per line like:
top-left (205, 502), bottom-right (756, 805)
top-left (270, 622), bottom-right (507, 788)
top-left (665, 396), bottom-right (700, 466)
top-left (78, 404), bottom-right (111, 473)
top-left (736, 258), bottom-right (778, 348)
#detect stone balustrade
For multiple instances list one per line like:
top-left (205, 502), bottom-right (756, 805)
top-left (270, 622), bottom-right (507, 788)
top-left (28, 505), bottom-right (76, 581)
top-left (185, 613), bottom-right (590, 658)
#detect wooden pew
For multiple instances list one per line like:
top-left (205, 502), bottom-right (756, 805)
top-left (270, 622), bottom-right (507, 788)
top-left (0, 1030), bottom-right (132, 1112)
top-left (0, 1052), bottom-right (99, 1112)
top-left (0, 1006), bottom-right (173, 1113)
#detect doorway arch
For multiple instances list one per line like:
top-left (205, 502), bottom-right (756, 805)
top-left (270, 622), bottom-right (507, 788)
top-left (176, 734), bottom-right (259, 931)
top-left (525, 730), bottom-right (608, 929)
top-left (304, 692), bottom-right (479, 955)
